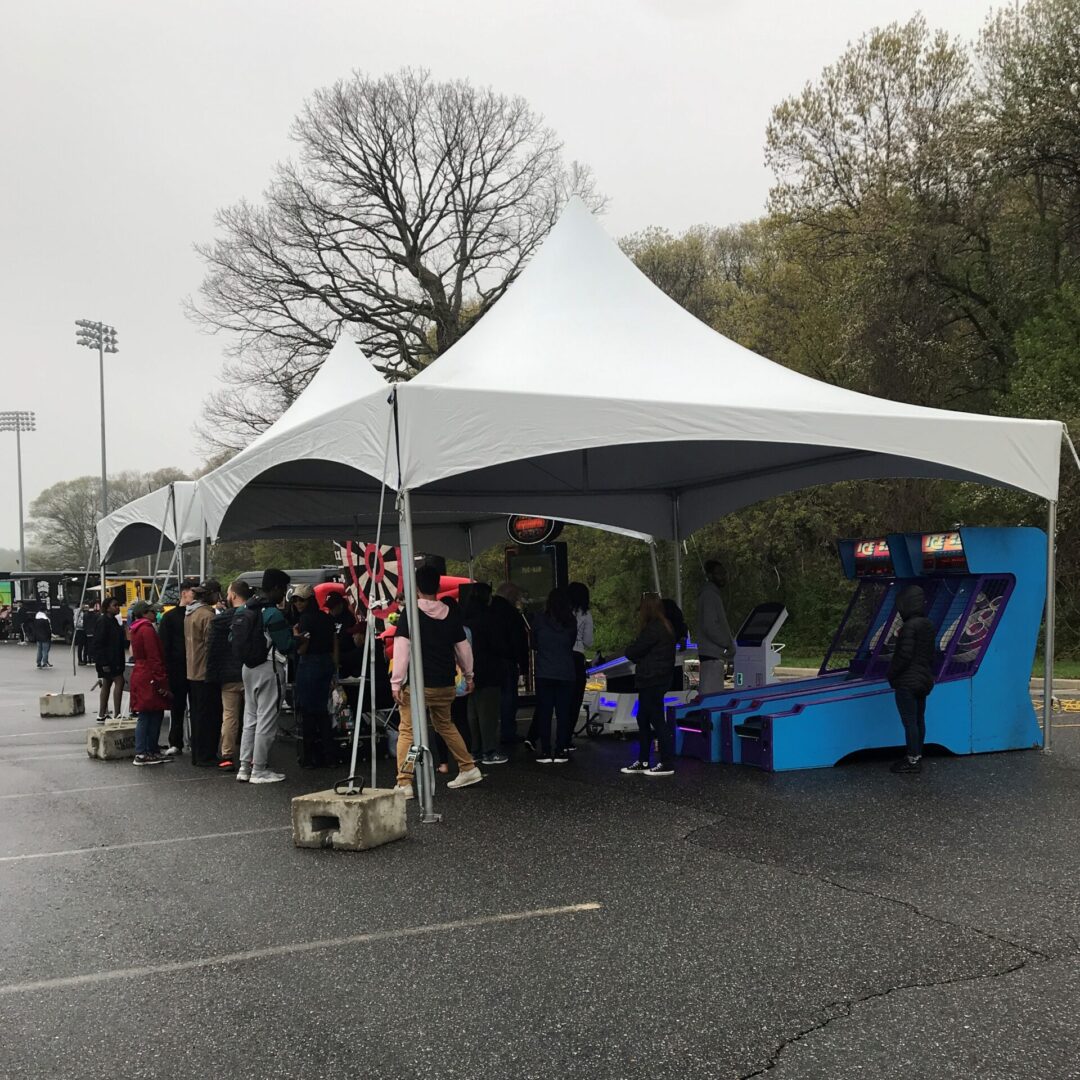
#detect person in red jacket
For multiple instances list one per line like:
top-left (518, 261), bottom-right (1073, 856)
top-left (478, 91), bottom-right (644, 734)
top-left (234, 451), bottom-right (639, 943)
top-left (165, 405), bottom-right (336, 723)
top-left (129, 600), bottom-right (173, 766)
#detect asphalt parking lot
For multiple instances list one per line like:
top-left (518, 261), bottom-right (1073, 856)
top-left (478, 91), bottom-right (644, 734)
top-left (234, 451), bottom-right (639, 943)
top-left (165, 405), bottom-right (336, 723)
top-left (2, 644), bottom-right (1079, 1079)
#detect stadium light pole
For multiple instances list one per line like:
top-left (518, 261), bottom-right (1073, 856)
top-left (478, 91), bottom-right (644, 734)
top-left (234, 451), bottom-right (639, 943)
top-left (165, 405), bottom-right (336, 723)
top-left (74, 320), bottom-right (118, 520)
top-left (0, 411), bottom-right (35, 572)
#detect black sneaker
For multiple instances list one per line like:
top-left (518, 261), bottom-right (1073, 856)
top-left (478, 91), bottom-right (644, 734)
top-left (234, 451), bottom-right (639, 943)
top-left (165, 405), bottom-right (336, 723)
top-left (620, 760), bottom-right (649, 775)
top-left (645, 762), bottom-right (675, 777)
top-left (890, 757), bottom-right (922, 774)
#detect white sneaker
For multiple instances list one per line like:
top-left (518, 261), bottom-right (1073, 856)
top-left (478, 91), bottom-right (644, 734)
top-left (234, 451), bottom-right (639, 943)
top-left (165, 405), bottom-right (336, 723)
top-left (446, 767), bottom-right (483, 790)
top-left (162, 746), bottom-right (182, 758)
top-left (249, 770), bottom-right (285, 784)
top-left (236, 767), bottom-right (251, 783)
top-left (395, 784), bottom-right (415, 800)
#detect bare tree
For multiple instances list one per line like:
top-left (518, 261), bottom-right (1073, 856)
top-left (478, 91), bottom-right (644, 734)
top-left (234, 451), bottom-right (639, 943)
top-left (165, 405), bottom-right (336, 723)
top-left (189, 68), bottom-right (605, 451)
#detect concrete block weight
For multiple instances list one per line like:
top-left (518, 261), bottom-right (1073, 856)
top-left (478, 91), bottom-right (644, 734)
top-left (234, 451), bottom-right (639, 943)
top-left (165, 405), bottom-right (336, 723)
top-left (291, 788), bottom-right (407, 852)
top-left (86, 722), bottom-right (138, 761)
top-left (40, 693), bottom-right (85, 717)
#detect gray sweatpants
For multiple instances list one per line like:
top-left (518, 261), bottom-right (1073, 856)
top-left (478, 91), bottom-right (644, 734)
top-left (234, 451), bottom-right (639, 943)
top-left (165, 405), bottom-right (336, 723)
top-left (240, 658), bottom-right (282, 772)
top-left (698, 658), bottom-right (727, 698)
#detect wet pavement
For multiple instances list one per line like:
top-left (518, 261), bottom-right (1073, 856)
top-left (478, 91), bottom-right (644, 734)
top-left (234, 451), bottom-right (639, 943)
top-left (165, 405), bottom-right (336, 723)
top-left (1, 642), bottom-right (1079, 1079)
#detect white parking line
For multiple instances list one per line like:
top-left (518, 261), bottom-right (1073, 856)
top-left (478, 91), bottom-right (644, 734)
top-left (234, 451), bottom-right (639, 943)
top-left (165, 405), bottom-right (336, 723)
top-left (0, 728), bottom-right (87, 739)
top-left (0, 825), bottom-right (290, 863)
top-left (0, 903), bottom-right (603, 995)
top-left (0, 753), bottom-right (88, 764)
top-left (0, 776), bottom-right (215, 801)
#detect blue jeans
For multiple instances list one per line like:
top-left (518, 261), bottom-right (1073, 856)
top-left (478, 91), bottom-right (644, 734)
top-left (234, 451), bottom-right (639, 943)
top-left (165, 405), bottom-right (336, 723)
top-left (534, 677), bottom-right (573, 755)
top-left (135, 711), bottom-right (164, 755)
top-left (36, 641), bottom-right (51, 666)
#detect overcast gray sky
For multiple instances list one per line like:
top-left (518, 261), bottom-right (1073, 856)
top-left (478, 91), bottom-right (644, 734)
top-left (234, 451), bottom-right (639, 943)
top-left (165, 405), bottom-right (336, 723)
top-left (0, 0), bottom-right (1002, 551)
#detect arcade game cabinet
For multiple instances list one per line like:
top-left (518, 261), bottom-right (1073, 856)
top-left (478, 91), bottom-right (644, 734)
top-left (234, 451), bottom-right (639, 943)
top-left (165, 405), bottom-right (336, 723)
top-left (733, 602), bottom-right (788, 689)
top-left (673, 527), bottom-right (1044, 770)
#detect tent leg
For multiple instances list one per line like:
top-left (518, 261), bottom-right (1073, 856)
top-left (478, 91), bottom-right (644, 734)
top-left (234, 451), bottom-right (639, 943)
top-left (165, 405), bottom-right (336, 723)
top-left (649, 542), bottom-right (662, 593)
top-left (369, 599), bottom-right (378, 790)
top-left (672, 495), bottom-right (683, 609)
top-left (466, 525), bottom-right (475, 581)
top-left (72, 535), bottom-right (99, 676)
top-left (1043, 500), bottom-right (1057, 751)
top-left (399, 489), bottom-right (439, 824)
top-left (199, 523), bottom-right (207, 580)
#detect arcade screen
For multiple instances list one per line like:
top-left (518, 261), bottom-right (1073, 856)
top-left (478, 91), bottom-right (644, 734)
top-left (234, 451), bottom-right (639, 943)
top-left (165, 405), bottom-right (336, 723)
top-left (853, 538), bottom-right (894, 576)
top-left (736, 604), bottom-right (785, 644)
top-left (922, 532), bottom-right (968, 573)
top-left (0, 581), bottom-right (11, 607)
top-left (506, 550), bottom-right (557, 614)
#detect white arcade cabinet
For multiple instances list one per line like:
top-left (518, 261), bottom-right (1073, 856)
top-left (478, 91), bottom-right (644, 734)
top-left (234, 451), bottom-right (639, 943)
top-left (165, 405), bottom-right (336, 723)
top-left (732, 602), bottom-right (788, 690)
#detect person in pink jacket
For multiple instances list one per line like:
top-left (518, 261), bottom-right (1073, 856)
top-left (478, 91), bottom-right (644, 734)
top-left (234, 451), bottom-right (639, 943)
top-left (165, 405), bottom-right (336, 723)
top-left (128, 600), bottom-right (173, 766)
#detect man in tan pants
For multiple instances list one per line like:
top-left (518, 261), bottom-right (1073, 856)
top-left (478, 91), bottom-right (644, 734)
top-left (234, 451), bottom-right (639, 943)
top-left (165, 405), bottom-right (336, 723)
top-left (391, 564), bottom-right (483, 798)
top-left (204, 579), bottom-right (252, 772)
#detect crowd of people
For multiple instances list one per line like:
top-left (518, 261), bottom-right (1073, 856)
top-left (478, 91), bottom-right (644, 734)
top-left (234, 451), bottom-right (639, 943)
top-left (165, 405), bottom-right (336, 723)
top-left (9, 551), bottom-right (933, 780)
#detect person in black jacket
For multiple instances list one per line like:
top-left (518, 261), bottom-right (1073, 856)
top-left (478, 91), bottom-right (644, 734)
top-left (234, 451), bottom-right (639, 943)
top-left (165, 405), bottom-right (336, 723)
top-left (887, 585), bottom-right (936, 774)
top-left (92, 598), bottom-right (127, 721)
top-left (492, 583), bottom-right (530, 744)
top-left (158, 579), bottom-right (197, 756)
top-left (82, 603), bottom-right (101, 666)
top-left (32, 610), bottom-right (53, 668)
top-left (621, 592), bottom-right (677, 777)
top-left (206, 580), bottom-right (250, 771)
top-left (463, 584), bottom-right (510, 766)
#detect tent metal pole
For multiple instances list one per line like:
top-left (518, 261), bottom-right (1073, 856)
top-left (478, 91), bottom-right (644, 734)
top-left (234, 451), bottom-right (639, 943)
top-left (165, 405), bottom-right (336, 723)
top-left (649, 542), bottom-right (661, 593)
top-left (198, 523), bottom-right (207, 581)
top-left (71, 534), bottom-right (99, 676)
top-left (150, 484), bottom-right (173, 602)
top-left (400, 488), bottom-right (439, 823)
top-left (1043, 500), bottom-right (1057, 751)
top-left (369, 593), bottom-right (378, 790)
top-left (466, 525), bottom-right (475, 581)
top-left (672, 495), bottom-right (683, 609)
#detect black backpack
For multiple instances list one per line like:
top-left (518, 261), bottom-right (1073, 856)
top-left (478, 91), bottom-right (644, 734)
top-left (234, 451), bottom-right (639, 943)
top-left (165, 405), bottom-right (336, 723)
top-left (230, 601), bottom-right (269, 668)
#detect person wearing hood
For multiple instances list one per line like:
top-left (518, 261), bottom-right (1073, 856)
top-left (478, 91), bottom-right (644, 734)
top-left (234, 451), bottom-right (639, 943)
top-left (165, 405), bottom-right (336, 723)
top-left (185, 580), bottom-right (223, 766)
top-left (696, 560), bottom-right (735, 696)
top-left (32, 609), bottom-right (53, 668)
top-left (887, 584), bottom-right (936, 774)
top-left (391, 563), bottom-right (482, 797)
top-left (129, 600), bottom-right (172, 766)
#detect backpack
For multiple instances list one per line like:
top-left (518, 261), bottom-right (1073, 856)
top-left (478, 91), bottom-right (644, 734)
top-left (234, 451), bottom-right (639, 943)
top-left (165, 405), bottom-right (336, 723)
top-left (230, 602), bottom-right (269, 668)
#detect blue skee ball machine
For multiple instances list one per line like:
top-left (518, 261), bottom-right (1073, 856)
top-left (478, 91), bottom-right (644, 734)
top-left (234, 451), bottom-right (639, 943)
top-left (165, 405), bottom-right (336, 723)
top-left (673, 527), bottom-right (1045, 771)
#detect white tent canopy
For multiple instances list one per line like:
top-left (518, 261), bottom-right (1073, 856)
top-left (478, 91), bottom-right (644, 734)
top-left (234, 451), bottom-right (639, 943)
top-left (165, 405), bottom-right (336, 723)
top-left (393, 198), bottom-right (1062, 537)
top-left (200, 198), bottom-right (1062, 547)
top-left (198, 335), bottom-right (390, 545)
top-left (198, 336), bottom-right (656, 559)
top-left (96, 480), bottom-right (203, 565)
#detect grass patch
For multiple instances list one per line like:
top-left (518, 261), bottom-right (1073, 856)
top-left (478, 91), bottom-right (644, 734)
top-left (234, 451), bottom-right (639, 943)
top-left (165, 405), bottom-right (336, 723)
top-left (779, 651), bottom-right (1080, 679)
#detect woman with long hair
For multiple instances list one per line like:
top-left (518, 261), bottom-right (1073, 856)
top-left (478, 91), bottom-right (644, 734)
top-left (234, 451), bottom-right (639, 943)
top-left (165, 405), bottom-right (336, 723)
top-left (566, 581), bottom-right (594, 749)
top-left (530, 587), bottom-right (578, 763)
top-left (620, 592), bottom-right (677, 777)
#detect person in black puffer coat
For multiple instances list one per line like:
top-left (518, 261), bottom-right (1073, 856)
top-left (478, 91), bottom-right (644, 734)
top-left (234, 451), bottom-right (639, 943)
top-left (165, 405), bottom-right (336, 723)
top-left (621, 592), bottom-right (677, 777)
top-left (205, 581), bottom-right (250, 771)
top-left (887, 585), bottom-right (936, 774)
